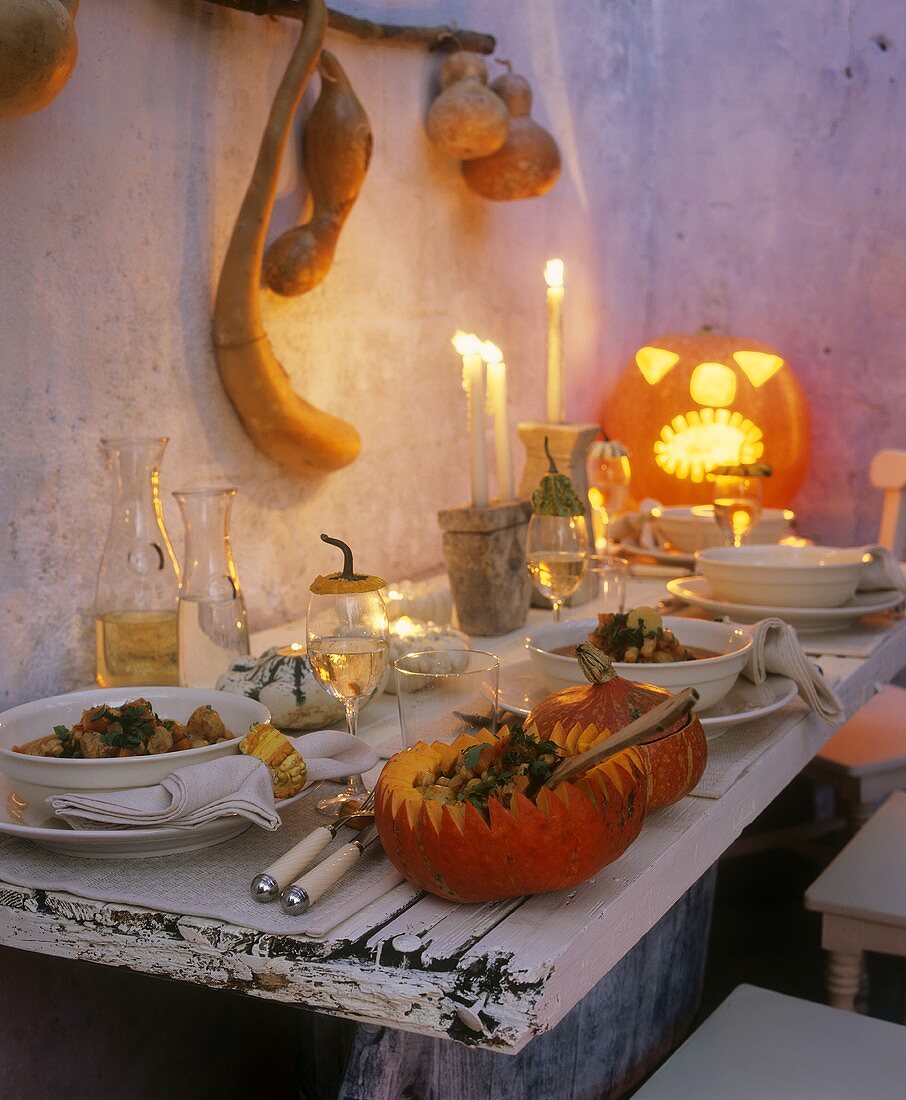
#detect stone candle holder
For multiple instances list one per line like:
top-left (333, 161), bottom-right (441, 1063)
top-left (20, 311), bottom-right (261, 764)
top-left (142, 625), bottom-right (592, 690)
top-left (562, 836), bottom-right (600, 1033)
top-left (437, 500), bottom-right (533, 636)
top-left (517, 421), bottom-right (600, 608)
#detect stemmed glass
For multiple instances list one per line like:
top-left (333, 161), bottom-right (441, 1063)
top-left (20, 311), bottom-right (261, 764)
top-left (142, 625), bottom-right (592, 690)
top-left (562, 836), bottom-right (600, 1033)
top-left (586, 440), bottom-right (631, 556)
top-left (525, 513), bottom-right (589, 622)
top-left (711, 472), bottom-right (764, 548)
top-left (307, 584), bottom-right (389, 818)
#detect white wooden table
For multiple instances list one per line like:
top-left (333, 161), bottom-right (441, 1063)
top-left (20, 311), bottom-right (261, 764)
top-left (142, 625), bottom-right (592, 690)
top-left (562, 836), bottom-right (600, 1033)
top-left (1, 578), bottom-right (904, 1066)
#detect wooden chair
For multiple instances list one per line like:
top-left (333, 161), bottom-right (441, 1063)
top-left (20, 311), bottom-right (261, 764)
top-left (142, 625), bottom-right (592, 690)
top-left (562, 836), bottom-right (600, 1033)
top-left (633, 984), bottom-right (906, 1098)
top-left (804, 448), bottom-right (906, 833)
top-left (805, 791), bottom-right (906, 1020)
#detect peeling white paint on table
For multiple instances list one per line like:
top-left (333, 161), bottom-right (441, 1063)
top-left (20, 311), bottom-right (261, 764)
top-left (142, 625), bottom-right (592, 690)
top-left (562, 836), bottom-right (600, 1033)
top-left (1, 580), bottom-right (904, 1054)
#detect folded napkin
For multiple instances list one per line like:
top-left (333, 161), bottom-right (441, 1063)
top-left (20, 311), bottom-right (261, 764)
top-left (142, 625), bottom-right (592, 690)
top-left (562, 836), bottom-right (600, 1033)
top-left (857, 545), bottom-right (906, 595)
top-left (608, 499), bottom-right (664, 549)
top-left (48, 730), bottom-right (381, 832)
top-left (49, 756), bottom-right (280, 831)
top-left (743, 618), bottom-right (844, 724)
top-left (290, 729), bottom-right (380, 780)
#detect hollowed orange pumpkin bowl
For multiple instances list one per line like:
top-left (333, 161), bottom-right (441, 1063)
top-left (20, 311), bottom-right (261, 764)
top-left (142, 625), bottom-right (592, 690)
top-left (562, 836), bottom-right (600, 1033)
top-left (374, 725), bottom-right (650, 904)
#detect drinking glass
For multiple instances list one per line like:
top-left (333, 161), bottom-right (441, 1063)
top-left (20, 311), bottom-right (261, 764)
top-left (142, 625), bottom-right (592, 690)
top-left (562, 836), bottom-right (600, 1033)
top-left (307, 587), bottom-right (389, 817)
top-left (395, 650), bottom-right (499, 748)
top-left (591, 555), bottom-right (629, 615)
top-left (525, 514), bottom-right (589, 621)
top-left (711, 474), bottom-right (764, 548)
top-left (586, 442), bottom-right (631, 555)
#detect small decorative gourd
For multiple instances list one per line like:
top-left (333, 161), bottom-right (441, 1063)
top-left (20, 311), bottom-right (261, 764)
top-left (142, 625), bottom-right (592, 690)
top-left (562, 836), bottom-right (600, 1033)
top-left (0, 0), bottom-right (78, 120)
top-left (217, 645), bottom-right (384, 730)
top-left (425, 51), bottom-right (509, 160)
top-left (385, 620), bottom-right (470, 694)
top-left (462, 64), bottom-right (561, 201)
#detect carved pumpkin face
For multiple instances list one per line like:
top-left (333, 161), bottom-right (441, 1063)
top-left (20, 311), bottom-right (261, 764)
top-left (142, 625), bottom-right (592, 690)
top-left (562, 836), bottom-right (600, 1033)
top-left (604, 333), bottom-right (810, 507)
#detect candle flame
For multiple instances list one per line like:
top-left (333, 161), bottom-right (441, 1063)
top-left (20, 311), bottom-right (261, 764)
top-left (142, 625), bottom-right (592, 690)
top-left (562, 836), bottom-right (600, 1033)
top-left (544, 258), bottom-right (564, 288)
top-left (452, 330), bottom-right (482, 356)
top-left (390, 615), bottom-right (426, 637)
top-left (480, 340), bottom-right (504, 364)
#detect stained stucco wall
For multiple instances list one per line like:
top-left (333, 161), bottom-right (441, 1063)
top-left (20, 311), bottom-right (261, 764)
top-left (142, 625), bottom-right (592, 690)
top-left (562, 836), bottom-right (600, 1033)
top-left (2, 0), bottom-right (904, 707)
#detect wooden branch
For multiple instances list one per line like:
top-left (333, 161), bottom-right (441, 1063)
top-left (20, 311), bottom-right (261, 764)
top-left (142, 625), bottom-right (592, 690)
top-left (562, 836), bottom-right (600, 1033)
top-left (202, 0), bottom-right (496, 54)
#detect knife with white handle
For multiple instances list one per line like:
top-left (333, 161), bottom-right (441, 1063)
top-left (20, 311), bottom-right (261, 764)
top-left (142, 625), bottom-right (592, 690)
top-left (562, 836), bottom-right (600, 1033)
top-left (281, 824), bottom-right (381, 915)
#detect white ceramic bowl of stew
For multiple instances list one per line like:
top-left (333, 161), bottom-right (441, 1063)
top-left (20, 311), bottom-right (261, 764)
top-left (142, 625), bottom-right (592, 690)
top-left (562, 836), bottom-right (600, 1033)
top-left (524, 616), bottom-right (753, 712)
top-left (0, 686), bottom-right (270, 805)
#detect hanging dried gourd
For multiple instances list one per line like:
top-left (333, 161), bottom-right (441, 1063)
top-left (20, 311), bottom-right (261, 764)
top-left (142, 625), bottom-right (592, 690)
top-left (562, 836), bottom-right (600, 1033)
top-left (212, 0), bottom-right (361, 473)
top-left (264, 51), bottom-right (372, 297)
top-left (425, 51), bottom-right (508, 160)
top-left (532, 437), bottom-right (585, 517)
top-left (462, 62), bottom-right (560, 200)
top-left (0, 0), bottom-right (78, 120)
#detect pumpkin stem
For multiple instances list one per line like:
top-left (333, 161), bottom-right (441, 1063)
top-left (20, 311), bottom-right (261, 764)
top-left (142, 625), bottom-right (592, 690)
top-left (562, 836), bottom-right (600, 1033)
top-left (576, 643), bottom-right (617, 685)
top-left (320, 532), bottom-right (361, 580)
top-left (495, 57), bottom-right (514, 74)
top-left (543, 435), bottom-right (559, 473)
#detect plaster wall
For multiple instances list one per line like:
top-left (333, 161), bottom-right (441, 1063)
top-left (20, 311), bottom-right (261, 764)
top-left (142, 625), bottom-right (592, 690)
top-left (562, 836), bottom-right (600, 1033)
top-left (2, 0), bottom-right (904, 706)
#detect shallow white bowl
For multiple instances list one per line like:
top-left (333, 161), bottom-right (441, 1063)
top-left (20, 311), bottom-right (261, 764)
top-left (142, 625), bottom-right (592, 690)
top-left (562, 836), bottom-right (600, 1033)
top-left (0, 687), bottom-right (270, 805)
top-left (652, 505), bottom-right (795, 553)
top-left (524, 616), bottom-right (752, 712)
top-left (696, 545), bottom-right (866, 608)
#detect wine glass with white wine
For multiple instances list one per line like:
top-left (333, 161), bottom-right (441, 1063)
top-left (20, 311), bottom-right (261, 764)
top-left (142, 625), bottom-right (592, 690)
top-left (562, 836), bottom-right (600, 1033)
top-left (307, 535), bottom-right (390, 818)
top-left (525, 513), bottom-right (589, 622)
top-left (711, 469), bottom-right (765, 549)
top-left (585, 438), bottom-right (631, 556)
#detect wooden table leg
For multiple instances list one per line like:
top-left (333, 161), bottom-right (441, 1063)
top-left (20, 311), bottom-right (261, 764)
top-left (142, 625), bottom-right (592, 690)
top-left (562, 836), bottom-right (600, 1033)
top-left (826, 950), bottom-right (862, 1012)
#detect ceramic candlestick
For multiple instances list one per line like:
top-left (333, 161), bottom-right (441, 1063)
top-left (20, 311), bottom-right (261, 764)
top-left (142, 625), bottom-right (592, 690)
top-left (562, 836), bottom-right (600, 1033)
top-left (438, 500), bottom-right (533, 636)
top-left (517, 421), bottom-right (600, 607)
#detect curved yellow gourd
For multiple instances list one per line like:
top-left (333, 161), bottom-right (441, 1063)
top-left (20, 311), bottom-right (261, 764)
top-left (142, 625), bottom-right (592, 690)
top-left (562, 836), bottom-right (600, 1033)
top-left (212, 0), bottom-right (361, 473)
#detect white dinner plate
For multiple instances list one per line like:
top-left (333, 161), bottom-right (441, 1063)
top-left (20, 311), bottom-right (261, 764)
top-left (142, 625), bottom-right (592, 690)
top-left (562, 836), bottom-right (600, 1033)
top-left (666, 576), bottom-right (904, 633)
top-left (613, 539), bottom-right (697, 570)
top-left (497, 658), bottom-right (798, 738)
top-left (0, 777), bottom-right (312, 859)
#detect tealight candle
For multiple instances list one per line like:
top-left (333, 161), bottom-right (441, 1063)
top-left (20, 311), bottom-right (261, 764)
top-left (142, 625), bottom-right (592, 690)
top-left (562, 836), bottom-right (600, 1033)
top-left (544, 258), bottom-right (565, 423)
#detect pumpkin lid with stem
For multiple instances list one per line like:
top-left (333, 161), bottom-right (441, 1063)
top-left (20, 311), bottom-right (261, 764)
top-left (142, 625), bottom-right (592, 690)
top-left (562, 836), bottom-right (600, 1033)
top-left (531, 437), bottom-right (586, 517)
top-left (309, 533), bottom-right (386, 594)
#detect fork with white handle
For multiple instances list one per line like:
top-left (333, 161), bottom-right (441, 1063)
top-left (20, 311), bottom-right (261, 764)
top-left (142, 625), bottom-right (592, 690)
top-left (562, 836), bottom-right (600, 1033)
top-left (250, 789), bottom-right (374, 903)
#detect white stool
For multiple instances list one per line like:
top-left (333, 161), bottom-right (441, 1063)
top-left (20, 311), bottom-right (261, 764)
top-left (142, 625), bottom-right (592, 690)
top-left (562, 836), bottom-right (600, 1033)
top-left (634, 984), bottom-right (906, 1099)
top-left (806, 791), bottom-right (906, 1017)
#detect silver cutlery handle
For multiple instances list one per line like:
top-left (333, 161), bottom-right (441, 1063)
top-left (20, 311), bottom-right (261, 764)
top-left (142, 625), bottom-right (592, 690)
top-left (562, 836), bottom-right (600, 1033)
top-left (250, 826), bottom-right (333, 902)
top-left (280, 840), bottom-right (363, 915)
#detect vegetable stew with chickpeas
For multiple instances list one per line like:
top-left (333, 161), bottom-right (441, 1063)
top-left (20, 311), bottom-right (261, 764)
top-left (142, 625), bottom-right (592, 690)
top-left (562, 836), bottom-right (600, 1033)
top-left (551, 607), bottom-right (716, 665)
top-left (12, 699), bottom-right (236, 758)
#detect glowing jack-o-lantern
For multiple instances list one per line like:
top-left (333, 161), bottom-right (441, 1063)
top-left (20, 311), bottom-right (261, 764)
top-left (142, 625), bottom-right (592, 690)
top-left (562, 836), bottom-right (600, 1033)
top-left (604, 332), bottom-right (810, 507)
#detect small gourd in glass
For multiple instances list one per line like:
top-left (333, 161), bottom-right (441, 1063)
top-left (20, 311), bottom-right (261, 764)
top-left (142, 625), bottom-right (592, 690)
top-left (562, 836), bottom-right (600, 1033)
top-left (307, 534), bottom-right (390, 817)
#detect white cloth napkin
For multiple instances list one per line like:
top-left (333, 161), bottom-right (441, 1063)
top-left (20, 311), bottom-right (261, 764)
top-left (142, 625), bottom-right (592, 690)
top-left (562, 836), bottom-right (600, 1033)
top-left (743, 618), bottom-right (844, 724)
top-left (48, 730), bottom-right (381, 831)
top-left (857, 545), bottom-right (906, 595)
top-left (609, 499), bottom-right (664, 549)
top-left (291, 729), bottom-right (381, 780)
top-left (48, 756), bottom-right (280, 831)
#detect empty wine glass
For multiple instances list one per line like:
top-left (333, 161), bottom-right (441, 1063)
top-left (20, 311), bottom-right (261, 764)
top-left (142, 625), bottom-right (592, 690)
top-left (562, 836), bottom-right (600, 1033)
top-left (525, 513), bottom-right (589, 622)
top-left (711, 472), bottom-right (764, 548)
top-left (307, 542), bottom-right (389, 818)
top-left (586, 439), bottom-right (631, 555)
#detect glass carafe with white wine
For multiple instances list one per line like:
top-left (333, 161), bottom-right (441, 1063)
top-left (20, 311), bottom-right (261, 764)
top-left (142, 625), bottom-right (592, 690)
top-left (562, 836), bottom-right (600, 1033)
top-left (710, 464), bottom-right (770, 548)
top-left (307, 534), bottom-right (390, 818)
top-left (95, 437), bottom-right (181, 687)
top-left (526, 437), bottom-right (590, 621)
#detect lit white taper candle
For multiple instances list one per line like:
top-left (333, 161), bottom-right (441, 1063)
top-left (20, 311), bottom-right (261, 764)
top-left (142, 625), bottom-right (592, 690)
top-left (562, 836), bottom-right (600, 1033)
top-left (481, 339), bottom-right (514, 502)
top-left (544, 258), bottom-right (565, 423)
top-left (452, 330), bottom-right (488, 508)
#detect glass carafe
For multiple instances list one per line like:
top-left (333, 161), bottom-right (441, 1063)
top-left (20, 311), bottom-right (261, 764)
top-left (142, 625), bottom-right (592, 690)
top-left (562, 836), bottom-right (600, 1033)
top-left (95, 437), bottom-right (181, 687)
top-left (174, 487), bottom-right (249, 688)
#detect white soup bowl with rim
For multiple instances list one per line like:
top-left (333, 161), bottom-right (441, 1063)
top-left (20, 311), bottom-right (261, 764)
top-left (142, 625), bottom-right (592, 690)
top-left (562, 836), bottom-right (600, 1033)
top-left (0, 686), bottom-right (270, 805)
top-left (695, 545), bottom-right (866, 608)
top-left (524, 616), bottom-right (752, 712)
top-left (651, 505), bottom-right (795, 553)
